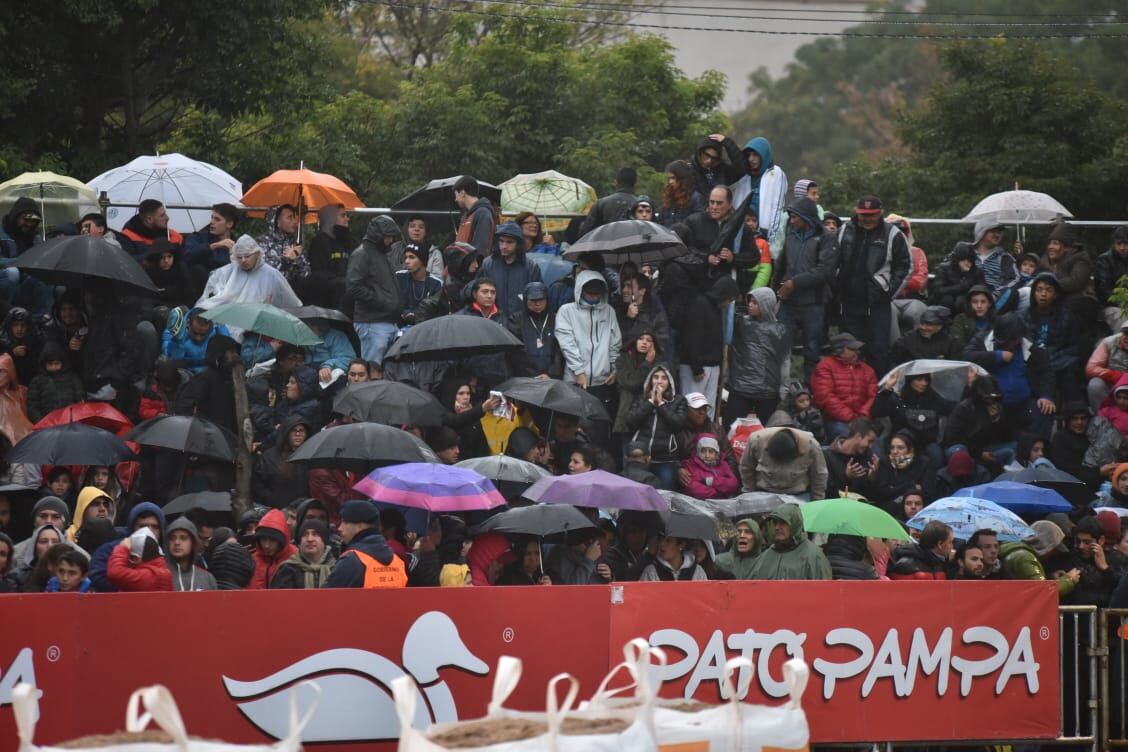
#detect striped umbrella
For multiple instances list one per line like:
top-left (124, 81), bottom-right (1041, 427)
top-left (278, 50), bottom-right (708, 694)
top-left (354, 462), bottom-right (505, 512)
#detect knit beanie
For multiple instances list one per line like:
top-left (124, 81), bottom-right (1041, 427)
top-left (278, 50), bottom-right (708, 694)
top-left (209, 540), bottom-right (255, 590)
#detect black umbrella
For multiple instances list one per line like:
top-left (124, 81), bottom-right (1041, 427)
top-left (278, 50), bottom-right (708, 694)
top-left (13, 234), bottom-right (160, 295)
top-left (658, 492), bottom-right (722, 542)
top-left (391, 176), bottom-right (502, 214)
top-left (125, 415), bottom-right (238, 462)
top-left (163, 491), bottom-right (232, 515)
top-left (563, 220), bottom-right (687, 264)
top-left (332, 381), bottom-right (451, 426)
top-left (494, 377), bottom-right (610, 421)
top-left (471, 503), bottom-right (595, 541)
top-left (287, 422), bottom-right (438, 473)
top-left (280, 305), bottom-right (361, 359)
top-left (7, 423), bottom-right (135, 466)
top-left (385, 315), bottom-right (523, 362)
top-left (996, 466), bottom-right (1093, 506)
top-left (455, 455), bottom-right (552, 500)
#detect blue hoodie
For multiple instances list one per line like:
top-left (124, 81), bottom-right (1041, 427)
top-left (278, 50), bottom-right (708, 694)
top-left (162, 308), bottom-right (232, 374)
top-left (88, 502), bottom-right (167, 592)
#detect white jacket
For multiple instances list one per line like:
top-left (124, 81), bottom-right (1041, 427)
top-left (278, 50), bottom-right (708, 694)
top-left (554, 269), bottom-right (621, 385)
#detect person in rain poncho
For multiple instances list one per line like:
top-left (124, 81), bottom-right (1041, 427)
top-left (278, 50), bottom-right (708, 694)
top-left (748, 503), bottom-right (832, 580)
top-left (195, 235), bottom-right (302, 341)
top-left (714, 518), bottom-right (763, 579)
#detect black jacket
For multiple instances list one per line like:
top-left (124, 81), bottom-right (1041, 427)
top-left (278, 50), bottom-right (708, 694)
top-left (889, 542), bottom-right (947, 579)
top-left (579, 188), bottom-right (636, 237)
top-left (679, 292), bottom-right (725, 375)
top-left (822, 444), bottom-right (879, 500)
top-left (871, 386), bottom-right (954, 448)
top-left (874, 454), bottom-right (936, 507)
top-left (774, 222), bottom-right (838, 307)
top-left (836, 219), bottom-right (911, 308)
top-left (323, 527), bottom-right (396, 588)
top-left (1094, 247), bottom-right (1128, 306)
top-left (81, 295), bottom-right (143, 392)
top-left (172, 335), bottom-right (239, 433)
top-left (690, 136), bottom-right (745, 200)
top-left (929, 254), bottom-right (985, 312)
top-left (309, 226), bottom-right (354, 279)
top-left (824, 535), bottom-right (878, 580)
top-left (888, 329), bottom-right (963, 364)
top-left (347, 225), bottom-right (401, 325)
top-left (625, 394), bottom-right (688, 463)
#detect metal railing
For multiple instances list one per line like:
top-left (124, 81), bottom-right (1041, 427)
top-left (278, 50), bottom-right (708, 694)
top-left (1101, 608), bottom-right (1128, 749)
top-left (1060, 605), bottom-right (1100, 752)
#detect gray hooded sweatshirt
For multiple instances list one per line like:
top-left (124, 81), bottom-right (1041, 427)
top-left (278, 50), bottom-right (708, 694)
top-left (555, 269), bottom-right (622, 385)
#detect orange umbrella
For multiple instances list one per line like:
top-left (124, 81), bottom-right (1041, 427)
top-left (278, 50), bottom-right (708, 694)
top-left (241, 168), bottom-right (365, 212)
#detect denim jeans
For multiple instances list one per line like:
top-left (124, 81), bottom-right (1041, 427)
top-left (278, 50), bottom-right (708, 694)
top-left (354, 322), bottom-right (397, 364)
top-left (778, 302), bottom-right (823, 383)
top-left (650, 461), bottom-right (679, 490)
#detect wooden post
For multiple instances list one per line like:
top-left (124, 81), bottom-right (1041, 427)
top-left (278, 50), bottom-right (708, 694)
top-left (231, 361), bottom-right (253, 518)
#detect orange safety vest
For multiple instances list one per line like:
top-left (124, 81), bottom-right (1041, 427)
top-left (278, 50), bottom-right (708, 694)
top-left (350, 549), bottom-right (408, 589)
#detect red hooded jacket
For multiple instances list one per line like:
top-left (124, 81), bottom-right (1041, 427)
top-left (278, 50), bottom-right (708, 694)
top-left (811, 354), bottom-right (877, 423)
top-left (249, 509), bottom-right (298, 589)
top-left (106, 543), bottom-right (173, 591)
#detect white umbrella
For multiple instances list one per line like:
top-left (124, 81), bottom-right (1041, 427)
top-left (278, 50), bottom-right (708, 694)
top-left (879, 359), bottom-right (987, 403)
top-left (87, 153), bottom-right (243, 234)
top-left (962, 189), bottom-right (1071, 225)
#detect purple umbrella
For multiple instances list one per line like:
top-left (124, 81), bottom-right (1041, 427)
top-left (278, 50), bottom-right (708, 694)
top-left (353, 462), bottom-right (505, 512)
top-left (523, 470), bottom-right (669, 512)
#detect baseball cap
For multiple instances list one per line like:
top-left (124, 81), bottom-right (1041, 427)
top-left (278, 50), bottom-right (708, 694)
top-left (829, 332), bottom-right (865, 351)
top-left (685, 393), bottom-right (710, 410)
top-left (524, 281), bottom-right (548, 301)
top-left (855, 195), bottom-right (883, 215)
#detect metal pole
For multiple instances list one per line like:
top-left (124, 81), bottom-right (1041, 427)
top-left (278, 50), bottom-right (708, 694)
top-left (1087, 610), bottom-right (1099, 752)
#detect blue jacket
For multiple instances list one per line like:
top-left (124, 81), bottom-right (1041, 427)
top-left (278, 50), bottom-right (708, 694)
top-left (306, 327), bottom-right (356, 372)
top-left (183, 230), bottom-right (232, 270)
top-left (162, 319), bottom-right (232, 373)
top-left (478, 252), bottom-right (542, 319)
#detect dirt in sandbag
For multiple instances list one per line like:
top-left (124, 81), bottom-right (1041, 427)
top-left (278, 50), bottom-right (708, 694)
top-left (662, 701), bottom-right (713, 713)
top-left (559, 717), bottom-right (631, 735)
top-left (429, 718), bottom-right (548, 748)
top-left (59, 730), bottom-right (214, 747)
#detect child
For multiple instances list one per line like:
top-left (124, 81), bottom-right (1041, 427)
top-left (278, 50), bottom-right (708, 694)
top-left (733, 207), bottom-right (772, 292)
top-left (948, 285), bottom-right (996, 349)
top-left (679, 434), bottom-right (739, 499)
top-left (1099, 374), bottom-right (1128, 439)
top-left (0, 307), bottom-right (42, 385)
top-left (1015, 253), bottom-right (1041, 313)
top-left (46, 549), bottom-right (91, 593)
top-left (786, 381), bottom-right (825, 444)
top-left (26, 341), bottom-right (85, 423)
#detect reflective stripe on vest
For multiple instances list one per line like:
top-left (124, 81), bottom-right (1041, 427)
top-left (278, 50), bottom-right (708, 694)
top-left (350, 549), bottom-right (407, 589)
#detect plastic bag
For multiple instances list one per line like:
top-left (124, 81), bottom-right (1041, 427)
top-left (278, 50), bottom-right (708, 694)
top-left (726, 417), bottom-right (763, 462)
top-left (394, 656), bottom-right (656, 752)
top-left (13, 682), bottom-right (317, 752)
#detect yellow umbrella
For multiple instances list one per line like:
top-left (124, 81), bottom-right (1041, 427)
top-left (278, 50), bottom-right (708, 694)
top-left (500, 170), bottom-right (596, 234)
top-left (0, 171), bottom-right (100, 237)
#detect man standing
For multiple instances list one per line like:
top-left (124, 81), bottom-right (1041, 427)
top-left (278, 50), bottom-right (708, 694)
top-left (116, 199), bottom-right (183, 259)
top-left (307, 203), bottom-right (354, 307)
top-left (556, 271), bottom-right (621, 414)
top-left (579, 167), bottom-right (637, 236)
top-left (478, 222), bottom-right (541, 319)
top-left (835, 195), bottom-right (911, 373)
top-left (323, 500), bottom-right (405, 588)
top-left (507, 281), bottom-right (559, 378)
top-left (395, 244), bottom-right (443, 327)
top-left (690, 135), bottom-right (744, 201)
top-left (347, 218), bottom-right (402, 363)
top-left (165, 518), bottom-right (218, 591)
top-left (775, 196), bottom-right (838, 381)
top-left (453, 176), bottom-right (496, 258)
top-left (748, 503), bottom-right (831, 580)
top-left (1094, 226), bottom-right (1128, 332)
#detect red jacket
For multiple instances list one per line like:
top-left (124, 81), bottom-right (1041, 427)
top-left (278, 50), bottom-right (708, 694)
top-left (107, 544), bottom-right (173, 591)
top-left (811, 355), bottom-right (877, 423)
top-left (249, 509), bottom-right (298, 589)
top-left (898, 246), bottom-right (929, 297)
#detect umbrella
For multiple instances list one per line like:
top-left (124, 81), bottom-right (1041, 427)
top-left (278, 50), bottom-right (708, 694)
top-left (354, 462), bottom-right (505, 512)
top-left (125, 415), bottom-right (237, 462)
top-left (962, 189), bottom-right (1072, 225)
top-left (287, 423), bottom-right (438, 473)
top-left (494, 377), bottom-right (610, 421)
top-left (500, 170), bottom-right (595, 218)
top-left (563, 220), bottom-right (687, 264)
top-left (163, 491), bottom-right (232, 515)
top-left (391, 176), bottom-right (501, 214)
top-left (0, 171), bottom-right (99, 236)
top-left (332, 381), bottom-right (450, 426)
top-left (660, 494), bottom-right (721, 542)
top-left (995, 465), bottom-right (1093, 506)
top-left (907, 496), bottom-right (1034, 542)
top-left (800, 498), bottom-right (911, 541)
top-left (1094, 506), bottom-right (1128, 518)
top-left (7, 423), bottom-right (135, 466)
top-left (523, 470), bottom-right (668, 512)
top-left (456, 455), bottom-right (553, 500)
top-left (199, 303), bottom-right (322, 346)
top-left (13, 235), bottom-right (159, 295)
top-left (87, 153), bottom-right (243, 233)
top-left (384, 315), bottom-right (523, 362)
top-left (878, 360), bottom-right (987, 403)
top-left (241, 168), bottom-right (364, 214)
top-left (527, 253), bottom-right (574, 289)
top-left (279, 305), bottom-right (351, 324)
top-left (953, 481), bottom-right (1071, 515)
top-left (720, 492), bottom-right (805, 517)
top-left (471, 503), bottom-right (595, 540)
top-left (33, 402), bottom-right (133, 437)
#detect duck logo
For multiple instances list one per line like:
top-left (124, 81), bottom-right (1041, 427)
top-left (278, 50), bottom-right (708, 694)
top-left (222, 611), bottom-right (488, 743)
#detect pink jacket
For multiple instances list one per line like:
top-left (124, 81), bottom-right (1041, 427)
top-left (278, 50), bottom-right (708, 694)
top-left (679, 453), bottom-right (740, 499)
top-left (1099, 373), bottom-right (1128, 438)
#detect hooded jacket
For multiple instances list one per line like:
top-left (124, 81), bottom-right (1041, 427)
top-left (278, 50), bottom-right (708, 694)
top-left (999, 541), bottom-right (1076, 596)
top-left (172, 334), bottom-right (239, 433)
top-left (679, 434), bottom-right (739, 499)
top-left (613, 328), bottom-right (666, 433)
top-left (728, 288), bottom-right (790, 399)
top-left (714, 518), bottom-right (763, 579)
top-left (691, 135), bottom-right (745, 199)
top-left (824, 534), bottom-right (878, 580)
top-left (257, 206), bottom-right (311, 283)
top-left (774, 203), bottom-right (838, 306)
top-left (160, 308), bottom-right (232, 374)
top-left (638, 550), bottom-right (706, 581)
top-left (26, 341), bottom-right (85, 423)
top-left (106, 528), bottom-right (172, 591)
top-left (253, 414), bottom-right (314, 506)
top-left (929, 246), bottom-right (985, 311)
top-left (0, 308), bottom-right (42, 386)
top-left (625, 365), bottom-right (687, 462)
top-left (952, 220), bottom-right (1019, 307)
top-left (1038, 244), bottom-right (1094, 301)
top-left (1023, 273), bottom-right (1082, 368)
top-left (165, 518), bottom-right (218, 591)
top-left (85, 501), bottom-right (165, 592)
top-left (455, 196), bottom-right (497, 258)
top-left (811, 352), bottom-right (877, 423)
top-left (888, 324), bottom-right (963, 364)
top-left (739, 423), bottom-right (828, 498)
top-left (555, 270), bottom-right (622, 385)
top-left (65, 486), bottom-right (116, 542)
top-left (1099, 372), bottom-right (1128, 437)
top-left (347, 220), bottom-right (401, 325)
top-left (747, 503), bottom-right (832, 580)
top-left (324, 526), bottom-right (398, 588)
top-left (731, 138), bottom-right (789, 255)
top-left (249, 509), bottom-right (299, 589)
top-left (836, 216), bottom-right (911, 307)
top-left (116, 212), bottom-right (184, 260)
top-left (888, 541), bottom-right (948, 580)
top-left (1095, 242), bottom-right (1128, 306)
top-left (308, 205), bottom-right (354, 279)
top-left (478, 244), bottom-right (542, 319)
top-left (0, 198), bottom-right (41, 257)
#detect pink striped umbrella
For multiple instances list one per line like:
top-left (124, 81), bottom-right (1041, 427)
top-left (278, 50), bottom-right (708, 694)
top-left (353, 462), bottom-right (505, 512)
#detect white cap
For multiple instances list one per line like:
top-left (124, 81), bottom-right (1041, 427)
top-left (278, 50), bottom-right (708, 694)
top-left (685, 393), bottom-right (710, 410)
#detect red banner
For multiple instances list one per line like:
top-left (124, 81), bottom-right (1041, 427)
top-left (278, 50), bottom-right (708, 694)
top-left (0, 581), bottom-right (1059, 748)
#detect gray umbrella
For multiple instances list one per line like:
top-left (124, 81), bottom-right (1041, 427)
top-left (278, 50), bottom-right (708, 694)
top-left (494, 377), bottom-right (610, 421)
top-left (287, 422), bottom-right (438, 473)
top-left (470, 504), bottom-right (595, 540)
top-left (656, 491), bottom-right (722, 542)
top-left (456, 455), bottom-right (552, 485)
top-left (563, 220), bottom-right (687, 264)
top-left (164, 491), bottom-right (232, 515)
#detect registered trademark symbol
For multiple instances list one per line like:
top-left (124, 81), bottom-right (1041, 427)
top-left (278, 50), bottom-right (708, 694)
top-left (501, 627), bottom-right (515, 643)
top-left (1039, 627), bottom-right (1050, 641)
top-left (45, 646), bottom-right (61, 662)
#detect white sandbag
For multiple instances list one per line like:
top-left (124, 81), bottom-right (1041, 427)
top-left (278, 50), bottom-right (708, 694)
top-left (14, 682), bottom-right (317, 752)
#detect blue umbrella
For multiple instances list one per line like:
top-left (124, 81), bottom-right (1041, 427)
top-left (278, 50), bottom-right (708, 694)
top-left (953, 481), bottom-right (1071, 515)
top-left (907, 496), bottom-right (1035, 542)
top-left (527, 252), bottom-right (573, 289)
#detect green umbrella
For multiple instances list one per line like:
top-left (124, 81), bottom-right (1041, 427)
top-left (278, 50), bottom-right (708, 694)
top-left (799, 498), bottom-right (911, 541)
top-left (199, 303), bottom-right (322, 346)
